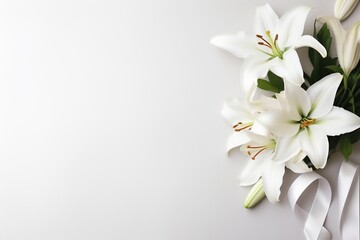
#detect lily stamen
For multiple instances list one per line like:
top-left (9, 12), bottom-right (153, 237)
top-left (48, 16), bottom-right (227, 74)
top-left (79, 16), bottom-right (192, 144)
top-left (274, 34), bottom-right (279, 46)
top-left (233, 122), bottom-right (253, 132)
top-left (300, 118), bottom-right (317, 129)
top-left (247, 145), bottom-right (266, 149)
top-left (246, 144), bottom-right (268, 160)
top-left (252, 148), bottom-right (267, 160)
top-left (232, 122), bottom-right (242, 128)
top-left (256, 31), bottom-right (284, 58)
top-left (234, 125), bottom-right (252, 132)
top-left (258, 42), bottom-right (271, 48)
top-left (256, 34), bottom-right (272, 48)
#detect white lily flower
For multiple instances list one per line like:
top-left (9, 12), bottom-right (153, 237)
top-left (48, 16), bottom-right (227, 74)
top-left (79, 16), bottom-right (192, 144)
top-left (237, 131), bottom-right (311, 203)
top-left (221, 97), bottom-right (269, 151)
top-left (334, 0), bottom-right (359, 21)
top-left (317, 16), bottom-right (360, 79)
top-left (259, 73), bottom-right (360, 169)
top-left (211, 3), bottom-right (326, 93)
top-left (222, 94), bottom-right (311, 203)
top-left (221, 85), bottom-right (283, 150)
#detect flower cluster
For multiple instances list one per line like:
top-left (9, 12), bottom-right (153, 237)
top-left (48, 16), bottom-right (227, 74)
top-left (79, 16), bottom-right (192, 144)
top-left (212, 3), bottom-right (360, 207)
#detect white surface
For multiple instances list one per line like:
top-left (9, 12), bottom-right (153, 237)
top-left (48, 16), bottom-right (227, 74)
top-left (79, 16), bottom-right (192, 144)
top-left (0, 0), bottom-right (357, 239)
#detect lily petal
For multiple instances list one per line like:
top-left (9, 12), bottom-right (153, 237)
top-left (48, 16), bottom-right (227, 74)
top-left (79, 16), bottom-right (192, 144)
top-left (294, 35), bottom-right (327, 58)
top-left (278, 6), bottom-right (311, 47)
top-left (284, 80), bottom-right (311, 121)
top-left (272, 136), bottom-right (301, 163)
top-left (250, 120), bottom-right (270, 137)
top-left (262, 160), bottom-right (285, 203)
top-left (252, 95), bottom-right (281, 112)
top-left (210, 32), bottom-right (259, 59)
top-left (239, 57), bottom-right (270, 95)
top-left (285, 151), bottom-right (312, 173)
top-left (299, 125), bottom-right (329, 169)
top-left (317, 16), bottom-right (346, 69)
top-left (307, 73), bottom-right (342, 118)
top-left (269, 49), bottom-right (304, 86)
top-left (318, 106), bottom-right (360, 136)
top-left (254, 3), bottom-right (279, 35)
top-left (275, 91), bottom-right (288, 110)
top-left (221, 98), bottom-right (253, 126)
top-left (226, 132), bottom-right (251, 152)
top-left (257, 111), bottom-right (300, 137)
top-left (342, 21), bottom-right (360, 75)
top-left (238, 157), bottom-right (267, 186)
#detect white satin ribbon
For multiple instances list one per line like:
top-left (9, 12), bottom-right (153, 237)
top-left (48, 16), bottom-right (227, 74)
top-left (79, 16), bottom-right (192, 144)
top-left (288, 160), bottom-right (359, 240)
top-left (337, 161), bottom-right (359, 240)
top-left (288, 172), bottom-right (332, 240)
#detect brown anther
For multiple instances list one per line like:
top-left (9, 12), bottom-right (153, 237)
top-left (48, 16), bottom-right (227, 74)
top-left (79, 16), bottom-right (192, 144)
top-left (274, 34), bottom-right (279, 45)
top-left (258, 42), bottom-right (271, 48)
top-left (300, 119), bottom-right (317, 129)
top-left (233, 124), bottom-right (253, 132)
top-left (247, 145), bottom-right (266, 149)
top-left (233, 122), bottom-right (243, 128)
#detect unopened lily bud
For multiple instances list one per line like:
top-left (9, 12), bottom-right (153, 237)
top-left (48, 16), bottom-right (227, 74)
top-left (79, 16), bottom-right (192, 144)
top-left (244, 178), bottom-right (266, 208)
top-left (334, 0), bottom-right (359, 21)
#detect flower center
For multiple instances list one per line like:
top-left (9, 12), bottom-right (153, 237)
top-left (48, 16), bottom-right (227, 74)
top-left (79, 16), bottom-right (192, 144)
top-left (256, 31), bottom-right (284, 59)
top-left (300, 118), bottom-right (316, 129)
top-left (232, 121), bottom-right (253, 132)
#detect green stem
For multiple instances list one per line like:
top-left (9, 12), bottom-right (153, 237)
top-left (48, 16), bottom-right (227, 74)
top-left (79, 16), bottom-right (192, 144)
top-left (344, 74), bottom-right (349, 90)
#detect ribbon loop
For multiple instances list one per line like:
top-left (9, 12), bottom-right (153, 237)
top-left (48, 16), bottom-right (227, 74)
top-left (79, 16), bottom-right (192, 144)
top-left (288, 172), bottom-right (332, 240)
top-left (337, 161), bottom-right (359, 240)
top-left (288, 160), bottom-right (360, 240)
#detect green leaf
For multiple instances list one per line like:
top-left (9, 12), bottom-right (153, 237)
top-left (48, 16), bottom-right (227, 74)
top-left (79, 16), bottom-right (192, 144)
top-left (350, 128), bottom-right (360, 144)
top-left (350, 94), bottom-right (355, 113)
top-left (339, 135), bottom-right (352, 160)
top-left (309, 23), bottom-right (331, 67)
top-left (317, 23), bottom-right (332, 51)
top-left (268, 71), bottom-right (284, 91)
top-left (257, 79), bottom-right (280, 93)
top-left (308, 22), bottom-right (339, 84)
top-left (325, 65), bottom-right (343, 73)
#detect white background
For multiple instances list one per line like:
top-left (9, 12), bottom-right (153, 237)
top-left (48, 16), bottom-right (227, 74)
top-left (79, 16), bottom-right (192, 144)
top-left (0, 0), bottom-right (357, 239)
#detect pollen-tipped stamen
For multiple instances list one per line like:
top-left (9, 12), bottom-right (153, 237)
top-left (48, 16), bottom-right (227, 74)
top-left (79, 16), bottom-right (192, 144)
top-left (256, 31), bottom-right (283, 59)
top-left (251, 148), bottom-right (267, 160)
top-left (246, 145), bottom-right (267, 160)
top-left (247, 145), bottom-right (266, 149)
top-left (232, 122), bottom-right (242, 128)
top-left (233, 122), bottom-right (253, 132)
top-left (300, 118), bottom-right (317, 129)
top-left (256, 35), bottom-right (272, 48)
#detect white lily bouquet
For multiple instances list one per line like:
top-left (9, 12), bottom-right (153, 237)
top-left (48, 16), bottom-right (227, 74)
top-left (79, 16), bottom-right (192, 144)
top-left (212, 1), bottom-right (360, 239)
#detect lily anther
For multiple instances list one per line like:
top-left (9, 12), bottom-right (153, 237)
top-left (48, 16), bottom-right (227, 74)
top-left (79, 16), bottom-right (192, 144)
top-left (300, 118), bottom-right (317, 129)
